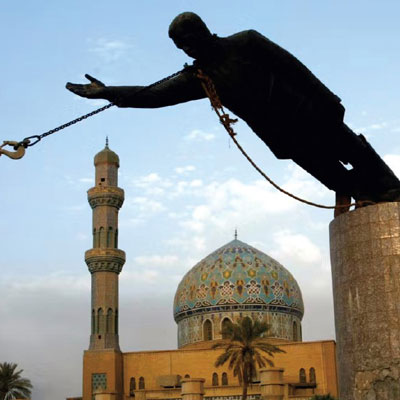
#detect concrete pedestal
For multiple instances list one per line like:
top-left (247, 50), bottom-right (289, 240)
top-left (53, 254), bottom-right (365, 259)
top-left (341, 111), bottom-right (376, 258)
top-left (260, 368), bottom-right (284, 400)
top-left (330, 203), bottom-right (400, 400)
top-left (181, 378), bottom-right (205, 400)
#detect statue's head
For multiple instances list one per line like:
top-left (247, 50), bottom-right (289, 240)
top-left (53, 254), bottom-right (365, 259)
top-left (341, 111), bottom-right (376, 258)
top-left (169, 12), bottom-right (214, 59)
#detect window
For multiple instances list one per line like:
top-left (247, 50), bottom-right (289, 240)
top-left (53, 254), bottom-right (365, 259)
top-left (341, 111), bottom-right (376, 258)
top-left (203, 319), bottom-right (213, 341)
top-left (99, 227), bottom-right (105, 247)
top-left (139, 377), bottom-right (145, 390)
top-left (92, 373), bottom-right (107, 398)
top-left (107, 227), bottom-right (113, 248)
top-left (221, 318), bottom-right (232, 339)
top-left (106, 309), bottom-right (113, 334)
top-left (299, 368), bottom-right (306, 383)
top-left (212, 373), bottom-right (219, 386)
top-left (91, 310), bottom-right (95, 334)
top-left (309, 367), bottom-right (316, 384)
top-left (129, 377), bottom-right (136, 396)
top-left (97, 308), bottom-right (103, 334)
top-left (222, 372), bottom-right (228, 386)
top-left (293, 321), bottom-right (298, 341)
top-left (184, 374), bottom-right (190, 379)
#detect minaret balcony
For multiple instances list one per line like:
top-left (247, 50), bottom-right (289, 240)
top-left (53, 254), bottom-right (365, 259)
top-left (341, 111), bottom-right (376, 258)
top-left (85, 248), bottom-right (126, 274)
top-left (87, 187), bottom-right (124, 209)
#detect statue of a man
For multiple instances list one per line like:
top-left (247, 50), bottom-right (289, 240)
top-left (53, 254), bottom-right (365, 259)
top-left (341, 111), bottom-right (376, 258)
top-left (66, 12), bottom-right (400, 205)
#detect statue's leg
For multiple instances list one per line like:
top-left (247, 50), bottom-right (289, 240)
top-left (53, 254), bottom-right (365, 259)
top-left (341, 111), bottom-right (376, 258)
top-left (292, 153), bottom-right (353, 196)
top-left (336, 124), bottom-right (400, 202)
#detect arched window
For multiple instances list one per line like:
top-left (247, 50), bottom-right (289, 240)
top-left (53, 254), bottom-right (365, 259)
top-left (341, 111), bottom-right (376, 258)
top-left (212, 373), bottom-right (219, 386)
top-left (309, 367), bottom-right (316, 384)
top-left (299, 368), bottom-right (306, 383)
top-left (139, 377), bottom-right (145, 390)
top-left (115, 229), bottom-right (119, 248)
top-left (91, 309), bottom-right (95, 334)
top-left (221, 318), bottom-right (232, 339)
top-left (129, 377), bottom-right (136, 396)
top-left (115, 309), bottom-right (119, 334)
top-left (99, 227), bottom-right (105, 247)
top-left (93, 229), bottom-right (97, 247)
top-left (293, 321), bottom-right (298, 341)
top-left (106, 309), bottom-right (113, 333)
top-left (97, 308), bottom-right (103, 334)
top-left (184, 374), bottom-right (190, 379)
top-left (203, 319), bottom-right (213, 341)
top-left (222, 372), bottom-right (228, 386)
top-left (107, 227), bottom-right (113, 248)
top-left (95, 228), bottom-right (101, 248)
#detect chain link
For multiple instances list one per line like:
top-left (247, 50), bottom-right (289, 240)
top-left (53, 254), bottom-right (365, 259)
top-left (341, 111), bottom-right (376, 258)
top-left (17, 69), bottom-right (185, 149)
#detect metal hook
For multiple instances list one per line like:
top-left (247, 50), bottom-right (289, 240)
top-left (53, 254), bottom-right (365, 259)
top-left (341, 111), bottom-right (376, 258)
top-left (0, 140), bottom-right (30, 160)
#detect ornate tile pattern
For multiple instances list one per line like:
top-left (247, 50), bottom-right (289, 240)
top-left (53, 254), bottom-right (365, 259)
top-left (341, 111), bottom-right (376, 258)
top-left (174, 239), bottom-right (304, 347)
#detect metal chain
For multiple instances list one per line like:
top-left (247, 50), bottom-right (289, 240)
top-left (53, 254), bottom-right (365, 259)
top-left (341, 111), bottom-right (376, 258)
top-left (17, 69), bottom-right (185, 149)
top-left (196, 69), bottom-right (373, 211)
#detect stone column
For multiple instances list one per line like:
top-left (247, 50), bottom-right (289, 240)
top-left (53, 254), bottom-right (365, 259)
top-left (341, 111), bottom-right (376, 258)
top-left (94, 390), bottom-right (117, 400)
top-left (259, 368), bottom-right (284, 400)
top-left (330, 203), bottom-right (400, 400)
top-left (181, 378), bottom-right (205, 400)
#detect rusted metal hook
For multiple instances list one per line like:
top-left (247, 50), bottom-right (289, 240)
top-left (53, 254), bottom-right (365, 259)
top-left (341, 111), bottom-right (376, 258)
top-left (0, 139), bottom-right (30, 160)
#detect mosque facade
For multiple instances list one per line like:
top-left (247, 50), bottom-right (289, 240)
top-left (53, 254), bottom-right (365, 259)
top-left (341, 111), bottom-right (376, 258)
top-left (72, 145), bottom-right (338, 400)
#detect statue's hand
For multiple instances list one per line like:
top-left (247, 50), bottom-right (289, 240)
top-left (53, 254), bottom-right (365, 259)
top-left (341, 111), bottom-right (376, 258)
top-left (66, 74), bottom-right (107, 99)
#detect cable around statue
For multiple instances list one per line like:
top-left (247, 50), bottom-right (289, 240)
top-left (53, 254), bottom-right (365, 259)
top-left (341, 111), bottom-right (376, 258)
top-left (66, 12), bottom-right (400, 210)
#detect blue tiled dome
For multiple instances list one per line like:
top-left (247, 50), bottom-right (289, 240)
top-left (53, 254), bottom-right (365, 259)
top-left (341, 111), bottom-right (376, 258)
top-left (174, 239), bottom-right (304, 322)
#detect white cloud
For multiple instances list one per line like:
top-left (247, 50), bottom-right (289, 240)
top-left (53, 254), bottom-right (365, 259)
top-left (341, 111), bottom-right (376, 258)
top-left (384, 154), bottom-right (400, 178)
top-left (184, 129), bottom-right (215, 141)
top-left (269, 230), bottom-right (323, 266)
top-left (130, 196), bottom-right (166, 214)
top-left (175, 165), bottom-right (196, 174)
top-left (134, 254), bottom-right (179, 267)
top-left (88, 38), bottom-right (132, 62)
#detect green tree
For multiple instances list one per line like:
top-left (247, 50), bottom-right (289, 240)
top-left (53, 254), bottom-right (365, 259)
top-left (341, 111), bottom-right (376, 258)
top-left (0, 362), bottom-right (32, 400)
top-left (213, 317), bottom-right (284, 400)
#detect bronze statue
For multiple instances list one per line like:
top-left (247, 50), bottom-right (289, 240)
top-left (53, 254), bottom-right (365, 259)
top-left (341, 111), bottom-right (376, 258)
top-left (66, 12), bottom-right (400, 206)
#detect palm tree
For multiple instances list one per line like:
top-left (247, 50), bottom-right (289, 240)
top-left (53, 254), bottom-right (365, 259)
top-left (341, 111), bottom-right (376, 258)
top-left (0, 362), bottom-right (32, 400)
top-left (213, 316), bottom-right (285, 400)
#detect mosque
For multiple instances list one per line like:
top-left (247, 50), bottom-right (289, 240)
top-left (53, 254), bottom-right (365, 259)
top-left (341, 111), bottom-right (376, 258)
top-left (72, 144), bottom-right (338, 400)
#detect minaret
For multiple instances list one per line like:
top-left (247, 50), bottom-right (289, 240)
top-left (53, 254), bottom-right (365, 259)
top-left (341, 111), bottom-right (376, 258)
top-left (85, 140), bottom-right (125, 351)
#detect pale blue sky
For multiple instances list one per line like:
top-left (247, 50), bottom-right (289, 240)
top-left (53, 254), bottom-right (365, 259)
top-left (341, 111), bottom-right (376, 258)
top-left (1, 2), bottom-right (400, 399)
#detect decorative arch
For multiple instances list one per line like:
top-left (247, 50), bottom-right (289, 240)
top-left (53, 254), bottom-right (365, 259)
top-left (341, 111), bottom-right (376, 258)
top-left (91, 309), bottom-right (95, 334)
top-left (129, 377), bottom-right (136, 396)
top-left (107, 227), bottom-right (113, 248)
top-left (97, 308), bottom-right (103, 334)
top-left (293, 320), bottom-right (298, 341)
top-left (139, 377), bottom-right (145, 389)
top-left (203, 319), bottom-right (213, 341)
top-left (99, 227), bottom-right (105, 247)
top-left (212, 372), bottom-right (219, 386)
top-left (222, 372), bottom-right (228, 386)
top-left (299, 368), bottom-right (306, 383)
top-left (309, 367), bottom-right (316, 384)
top-left (106, 308), bottom-right (113, 333)
top-left (221, 318), bottom-right (232, 339)
top-left (184, 374), bottom-right (190, 379)
top-left (93, 229), bottom-right (97, 248)
top-left (115, 309), bottom-right (119, 334)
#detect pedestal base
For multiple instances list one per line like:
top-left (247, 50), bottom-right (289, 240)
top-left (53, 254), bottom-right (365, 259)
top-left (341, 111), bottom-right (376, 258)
top-left (330, 203), bottom-right (400, 399)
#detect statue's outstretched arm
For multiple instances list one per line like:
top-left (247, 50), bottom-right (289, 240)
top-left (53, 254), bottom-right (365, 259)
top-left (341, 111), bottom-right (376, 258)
top-left (66, 71), bottom-right (205, 109)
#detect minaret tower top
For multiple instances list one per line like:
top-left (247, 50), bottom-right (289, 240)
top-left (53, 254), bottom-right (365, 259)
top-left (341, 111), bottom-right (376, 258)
top-left (85, 142), bottom-right (125, 351)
